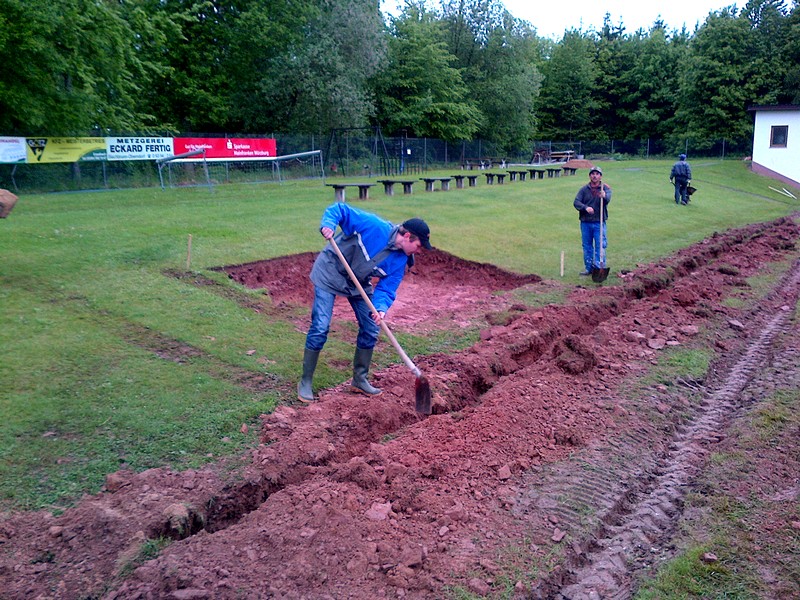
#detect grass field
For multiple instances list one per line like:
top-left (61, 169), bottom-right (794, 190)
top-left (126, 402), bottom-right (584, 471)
top-left (1, 158), bottom-right (798, 511)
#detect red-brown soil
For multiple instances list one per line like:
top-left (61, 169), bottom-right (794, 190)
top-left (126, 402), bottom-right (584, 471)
top-left (2, 217), bottom-right (799, 599)
top-left (563, 159), bottom-right (596, 171)
top-left (223, 250), bottom-right (542, 334)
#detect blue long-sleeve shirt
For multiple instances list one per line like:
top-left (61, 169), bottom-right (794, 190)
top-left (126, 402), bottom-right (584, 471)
top-left (671, 160), bottom-right (692, 180)
top-left (310, 203), bottom-right (408, 314)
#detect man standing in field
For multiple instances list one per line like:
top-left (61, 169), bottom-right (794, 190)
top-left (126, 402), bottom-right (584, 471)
top-left (670, 153), bottom-right (692, 205)
top-left (298, 203), bottom-right (432, 403)
top-left (573, 166), bottom-right (611, 276)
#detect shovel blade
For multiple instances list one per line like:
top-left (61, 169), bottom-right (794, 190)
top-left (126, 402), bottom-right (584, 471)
top-left (415, 375), bottom-right (432, 415)
top-left (591, 266), bottom-right (610, 283)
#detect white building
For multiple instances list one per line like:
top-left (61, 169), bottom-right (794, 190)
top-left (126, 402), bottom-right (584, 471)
top-left (749, 104), bottom-right (800, 189)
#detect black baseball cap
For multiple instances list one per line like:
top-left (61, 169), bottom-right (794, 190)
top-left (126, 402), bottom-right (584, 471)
top-left (402, 218), bottom-right (432, 249)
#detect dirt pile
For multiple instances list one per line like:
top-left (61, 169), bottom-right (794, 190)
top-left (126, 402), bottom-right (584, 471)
top-left (1, 217), bottom-right (799, 599)
top-left (563, 159), bottom-right (596, 171)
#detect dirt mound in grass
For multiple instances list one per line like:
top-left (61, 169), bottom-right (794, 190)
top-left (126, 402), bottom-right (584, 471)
top-left (2, 217), bottom-right (800, 600)
top-left (563, 159), bottom-right (597, 170)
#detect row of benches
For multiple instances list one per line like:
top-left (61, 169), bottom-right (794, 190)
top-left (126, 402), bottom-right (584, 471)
top-left (326, 166), bottom-right (579, 201)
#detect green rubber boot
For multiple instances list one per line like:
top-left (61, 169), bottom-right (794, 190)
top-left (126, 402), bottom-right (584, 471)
top-left (297, 348), bottom-right (320, 403)
top-left (351, 347), bottom-right (381, 396)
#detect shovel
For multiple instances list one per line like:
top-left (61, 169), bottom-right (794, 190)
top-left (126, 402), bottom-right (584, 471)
top-left (328, 236), bottom-right (432, 415)
top-left (591, 196), bottom-right (610, 283)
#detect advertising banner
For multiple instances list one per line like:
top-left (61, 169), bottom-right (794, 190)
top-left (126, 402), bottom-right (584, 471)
top-left (106, 137), bottom-right (174, 161)
top-left (26, 138), bottom-right (107, 163)
top-left (0, 137), bottom-right (27, 163)
top-left (173, 137), bottom-right (277, 160)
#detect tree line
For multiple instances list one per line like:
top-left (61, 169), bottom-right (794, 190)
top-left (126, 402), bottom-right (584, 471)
top-left (0, 0), bottom-right (797, 154)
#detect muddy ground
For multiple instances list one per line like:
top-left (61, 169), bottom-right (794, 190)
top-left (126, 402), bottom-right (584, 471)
top-left (2, 216), bottom-right (799, 599)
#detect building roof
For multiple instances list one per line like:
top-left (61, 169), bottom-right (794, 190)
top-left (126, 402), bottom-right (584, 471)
top-left (747, 104), bottom-right (800, 112)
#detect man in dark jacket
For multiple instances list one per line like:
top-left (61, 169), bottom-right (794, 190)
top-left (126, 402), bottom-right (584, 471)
top-left (298, 203), bottom-right (432, 403)
top-left (573, 166), bottom-right (611, 276)
top-left (670, 154), bottom-right (692, 205)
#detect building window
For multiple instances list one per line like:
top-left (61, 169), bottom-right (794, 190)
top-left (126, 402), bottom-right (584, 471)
top-left (770, 125), bottom-right (788, 147)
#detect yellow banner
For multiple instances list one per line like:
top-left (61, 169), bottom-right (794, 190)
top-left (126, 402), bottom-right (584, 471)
top-left (25, 137), bottom-right (107, 163)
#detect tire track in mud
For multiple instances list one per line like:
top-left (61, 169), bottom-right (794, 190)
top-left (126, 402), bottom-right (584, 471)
top-left (526, 259), bottom-right (800, 600)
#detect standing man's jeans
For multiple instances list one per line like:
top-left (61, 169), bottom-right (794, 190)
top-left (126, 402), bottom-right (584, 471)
top-left (580, 220), bottom-right (607, 272)
top-left (673, 177), bottom-right (689, 204)
top-left (305, 286), bottom-right (380, 351)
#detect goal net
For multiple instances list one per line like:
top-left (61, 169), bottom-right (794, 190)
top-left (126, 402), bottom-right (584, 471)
top-left (156, 149), bottom-right (211, 189)
top-left (156, 150), bottom-right (324, 189)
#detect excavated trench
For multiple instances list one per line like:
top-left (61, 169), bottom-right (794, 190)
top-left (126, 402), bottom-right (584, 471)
top-left (1, 218), bottom-right (799, 600)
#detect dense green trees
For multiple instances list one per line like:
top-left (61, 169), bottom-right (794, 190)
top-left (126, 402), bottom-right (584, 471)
top-left (0, 0), bottom-right (179, 135)
top-left (373, 6), bottom-right (481, 141)
top-left (228, 0), bottom-right (386, 133)
top-left (441, 0), bottom-right (542, 150)
top-left (677, 1), bottom-right (796, 147)
top-left (1, 0), bottom-right (798, 148)
top-left (534, 30), bottom-right (599, 140)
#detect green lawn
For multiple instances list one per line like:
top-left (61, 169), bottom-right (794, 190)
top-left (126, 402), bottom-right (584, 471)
top-left (1, 159), bottom-right (797, 510)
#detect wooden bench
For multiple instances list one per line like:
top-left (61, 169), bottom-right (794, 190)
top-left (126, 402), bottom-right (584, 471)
top-left (562, 167), bottom-right (578, 176)
top-left (326, 183), bottom-right (376, 202)
top-left (528, 168), bottom-right (546, 179)
top-left (376, 179), bottom-right (416, 196)
top-left (546, 168), bottom-right (562, 178)
top-left (507, 170), bottom-right (527, 182)
top-left (419, 177), bottom-right (452, 192)
top-left (485, 172), bottom-right (507, 184)
top-left (450, 174), bottom-right (479, 189)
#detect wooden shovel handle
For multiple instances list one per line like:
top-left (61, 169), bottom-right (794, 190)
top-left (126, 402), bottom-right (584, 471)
top-left (328, 235), bottom-right (421, 377)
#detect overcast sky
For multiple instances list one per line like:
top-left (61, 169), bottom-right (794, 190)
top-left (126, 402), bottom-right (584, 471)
top-left (381, 1), bottom-right (746, 39)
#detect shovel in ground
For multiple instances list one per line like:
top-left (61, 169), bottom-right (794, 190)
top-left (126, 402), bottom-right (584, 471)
top-left (591, 197), bottom-right (610, 283)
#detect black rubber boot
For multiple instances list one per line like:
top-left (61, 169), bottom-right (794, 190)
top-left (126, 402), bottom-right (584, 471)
top-left (297, 348), bottom-right (320, 403)
top-left (351, 347), bottom-right (381, 396)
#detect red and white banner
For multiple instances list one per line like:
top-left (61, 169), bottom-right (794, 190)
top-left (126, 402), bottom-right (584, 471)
top-left (173, 137), bottom-right (277, 160)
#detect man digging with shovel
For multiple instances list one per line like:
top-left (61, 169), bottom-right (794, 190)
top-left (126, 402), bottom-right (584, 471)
top-left (298, 203), bottom-right (432, 406)
top-left (574, 166), bottom-right (611, 280)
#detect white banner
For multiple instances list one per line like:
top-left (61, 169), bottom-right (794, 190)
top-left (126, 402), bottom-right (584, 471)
top-left (106, 137), bottom-right (174, 161)
top-left (0, 137), bottom-right (27, 163)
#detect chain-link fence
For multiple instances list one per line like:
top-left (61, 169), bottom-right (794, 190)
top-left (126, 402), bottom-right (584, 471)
top-left (0, 132), bottom-right (751, 194)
